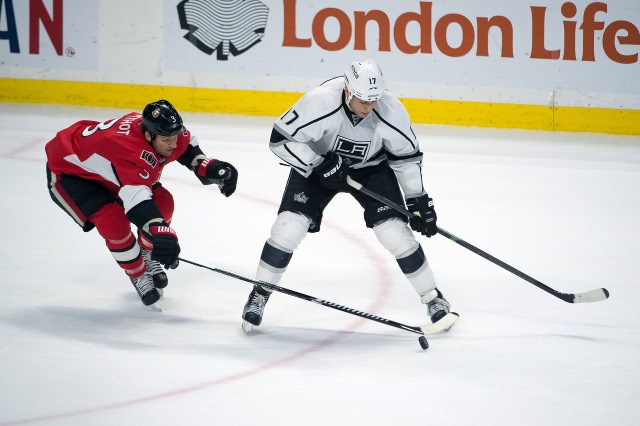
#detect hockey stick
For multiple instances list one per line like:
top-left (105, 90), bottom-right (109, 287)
top-left (178, 256), bottom-right (458, 335)
top-left (346, 176), bottom-right (609, 304)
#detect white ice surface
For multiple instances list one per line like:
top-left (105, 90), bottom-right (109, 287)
top-left (1, 104), bottom-right (639, 426)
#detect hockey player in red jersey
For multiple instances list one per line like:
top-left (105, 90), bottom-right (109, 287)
top-left (241, 59), bottom-right (453, 333)
top-left (46, 100), bottom-right (238, 306)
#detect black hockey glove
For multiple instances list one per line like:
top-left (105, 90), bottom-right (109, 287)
top-left (313, 151), bottom-right (350, 191)
top-left (196, 158), bottom-right (238, 197)
top-left (406, 195), bottom-right (438, 237)
top-left (149, 224), bottom-right (181, 269)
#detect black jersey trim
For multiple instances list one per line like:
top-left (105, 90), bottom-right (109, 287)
top-left (372, 109), bottom-right (417, 150)
top-left (290, 104), bottom-right (343, 138)
top-left (319, 76), bottom-right (342, 87)
top-left (279, 159), bottom-right (306, 173)
top-left (386, 150), bottom-right (423, 162)
top-left (270, 127), bottom-right (288, 143)
top-left (342, 101), bottom-right (361, 127)
top-left (111, 163), bottom-right (122, 187)
top-left (283, 144), bottom-right (310, 168)
top-left (368, 148), bottom-right (387, 162)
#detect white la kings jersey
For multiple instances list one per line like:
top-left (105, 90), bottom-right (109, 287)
top-left (270, 76), bottom-right (426, 198)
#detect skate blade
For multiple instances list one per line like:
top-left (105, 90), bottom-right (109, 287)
top-left (241, 320), bottom-right (254, 335)
top-left (145, 302), bottom-right (163, 313)
top-left (157, 288), bottom-right (164, 298)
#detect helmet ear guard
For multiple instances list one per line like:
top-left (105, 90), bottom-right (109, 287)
top-left (142, 100), bottom-right (183, 139)
top-left (344, 59), bottom-right (386, 103)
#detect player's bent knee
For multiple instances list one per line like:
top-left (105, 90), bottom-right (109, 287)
top-left (269, 211), bottom-right (312, 252)
top-left (90, 203), bottom-right (131, 241)
top-left (152, 185), bottom-right (175, 222)
top-left (373, 217), bottom-right (419, 258)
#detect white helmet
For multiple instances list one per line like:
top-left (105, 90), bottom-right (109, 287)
top-left (344, 59), bottom-right (385, 103)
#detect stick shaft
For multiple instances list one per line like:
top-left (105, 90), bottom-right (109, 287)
top-left (345, 177), bottom-right (609, 304)
top-left (178, 257), bottom-right (424, 335)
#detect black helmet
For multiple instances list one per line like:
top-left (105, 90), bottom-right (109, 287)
top-left (142, 100), bottom-right (183, 137)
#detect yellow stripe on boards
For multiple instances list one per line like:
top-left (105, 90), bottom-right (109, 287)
top-left (554, 105), bottom-right (640, 135)
top-left (400, 98), bottom-right (554, 131)
top-left (0, 78), bottom-right (300, 117)
top-left (0, 78), bottom-right (637, 135)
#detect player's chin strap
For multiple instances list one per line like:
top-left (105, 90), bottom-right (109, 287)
top-left (346, 176), bottom-right (610, 304)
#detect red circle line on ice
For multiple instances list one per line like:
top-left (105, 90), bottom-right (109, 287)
top-left (4, 190), bottom-right (395, 426)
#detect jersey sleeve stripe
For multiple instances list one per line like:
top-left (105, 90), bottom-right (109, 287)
top-left (283, 145), bottom-right (310, 167)
top-left (290, 105), bottom-right (343, 138)
top-left (372, 110), bottom-right (417, 150)
top-left (387, 151), bottom-right (423, 162)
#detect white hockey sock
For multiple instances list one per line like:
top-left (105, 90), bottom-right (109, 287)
top-left (420, 289), bottom-right (439, 304)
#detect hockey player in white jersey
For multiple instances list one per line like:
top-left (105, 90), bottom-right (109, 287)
top-left (242, 59), bottom-right (451, 332)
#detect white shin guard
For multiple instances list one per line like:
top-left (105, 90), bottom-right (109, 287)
top-left (373, 218), bottom-right (437, 297)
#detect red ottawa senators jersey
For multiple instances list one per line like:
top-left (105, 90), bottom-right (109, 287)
top-left (45, 112), bottom-right (197, 212)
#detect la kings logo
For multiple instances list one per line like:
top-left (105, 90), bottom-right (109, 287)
top-left (334, 136), bottom-right (370, 165)
top-left (177, 0), bottom-right (269, 60)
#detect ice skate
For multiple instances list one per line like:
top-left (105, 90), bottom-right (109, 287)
top-left (242, 286), bottom-right (272, 328)
top-left (130, 272), bottom-right (161, 306)
top-left (142, 249), bottom-right (168, 289)
top-left (422, 288), bottom-right (451, 324)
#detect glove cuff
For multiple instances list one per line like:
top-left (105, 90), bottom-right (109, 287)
top-left (406, 193), bottom-right (431, 203)
top-left (405, 196), bottom-right (421, 209)
top-left (196, 158), bottom-right (218, 178)
top-left (149, 224), bottom-right (177, 239)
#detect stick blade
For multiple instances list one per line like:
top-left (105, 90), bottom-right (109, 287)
top-left (418, 312), bottom-right (459, 334)
top-left (572, 288), bottom-right (610, 303)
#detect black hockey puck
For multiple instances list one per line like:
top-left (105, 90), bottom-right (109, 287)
top-left (418, 335), bottom-right (429, 350)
